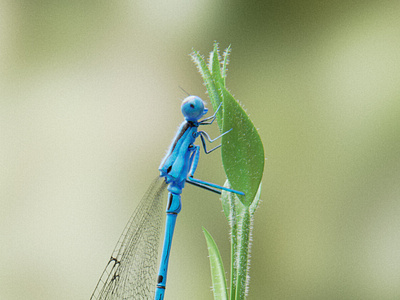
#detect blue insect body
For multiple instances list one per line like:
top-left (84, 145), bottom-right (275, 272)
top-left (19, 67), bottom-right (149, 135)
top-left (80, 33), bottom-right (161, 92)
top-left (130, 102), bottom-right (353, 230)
top-left (160, 96), bottom-right (207, 190)
top-left (91, 96), bottom-right (244, 300)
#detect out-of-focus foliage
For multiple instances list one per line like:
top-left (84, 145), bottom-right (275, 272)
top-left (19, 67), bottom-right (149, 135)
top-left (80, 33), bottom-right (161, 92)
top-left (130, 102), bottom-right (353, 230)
top-left (1, 1), bottom-right (400, 300)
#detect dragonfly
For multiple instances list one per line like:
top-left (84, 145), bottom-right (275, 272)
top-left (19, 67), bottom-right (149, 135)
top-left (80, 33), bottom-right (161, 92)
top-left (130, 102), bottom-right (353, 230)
top-left (90, 95), bottom-right (244, 300)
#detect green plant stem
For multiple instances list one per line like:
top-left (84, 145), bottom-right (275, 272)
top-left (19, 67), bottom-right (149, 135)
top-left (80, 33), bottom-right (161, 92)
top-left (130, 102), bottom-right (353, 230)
top-left (193, 42), bottom-right (264, 300)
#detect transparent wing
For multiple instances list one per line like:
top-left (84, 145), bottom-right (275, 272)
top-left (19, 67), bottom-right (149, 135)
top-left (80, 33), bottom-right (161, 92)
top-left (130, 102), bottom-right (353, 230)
top-left (90, 177), bottom-right (167, 300)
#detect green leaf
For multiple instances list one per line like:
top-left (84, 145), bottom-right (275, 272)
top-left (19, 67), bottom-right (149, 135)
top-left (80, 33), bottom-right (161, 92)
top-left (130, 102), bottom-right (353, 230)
top-left (210, 43), bottom-right (224, 87)
top-left (221, 45), bottom-right (231, 86)
top-left (192, 43), bottom-right (265, 207)
top-left (191, 50), bottom-right (223, 129)
top-left (202, 227), bottom-right (229, 300)
top-left (221, 86), bottom-right (264, 207)
top-left (250, 182), bottom-right (262, 215)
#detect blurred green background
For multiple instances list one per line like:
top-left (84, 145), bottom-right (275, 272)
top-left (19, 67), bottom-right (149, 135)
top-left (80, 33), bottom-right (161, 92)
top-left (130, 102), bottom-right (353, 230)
top-left (1, 1), bottom-right (400, 299)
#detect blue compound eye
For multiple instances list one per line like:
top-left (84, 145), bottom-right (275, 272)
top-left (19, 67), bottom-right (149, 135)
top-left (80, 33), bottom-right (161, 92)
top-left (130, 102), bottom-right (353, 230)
top-left (181, 96), bottom-right (207, 121)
